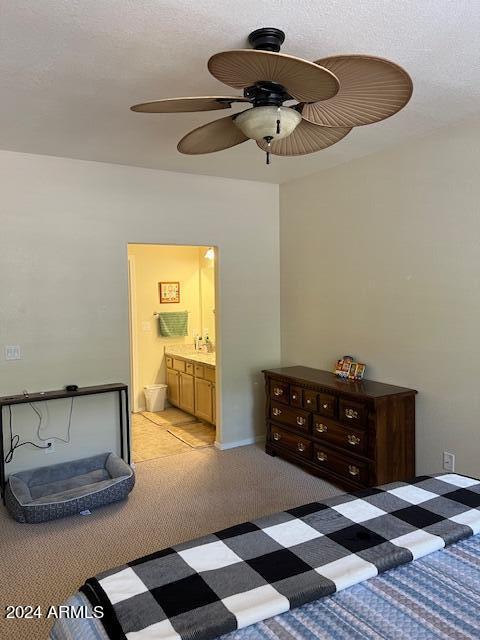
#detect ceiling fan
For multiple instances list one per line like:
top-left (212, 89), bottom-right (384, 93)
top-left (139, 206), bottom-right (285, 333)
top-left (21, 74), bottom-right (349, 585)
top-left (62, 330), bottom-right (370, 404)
top-left (131, 28), bottom-right (413, 165)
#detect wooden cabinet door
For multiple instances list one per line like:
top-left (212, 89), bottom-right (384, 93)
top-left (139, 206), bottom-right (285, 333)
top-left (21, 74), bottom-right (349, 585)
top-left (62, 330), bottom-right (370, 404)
top-left (166, 369), bottom-right (180, 408)
top-left (212, 384), bottom-right (216, 425)
top-left (195, 378), bottom-right (213, 423)
top-left (179, 373), bottom-right (195, 415)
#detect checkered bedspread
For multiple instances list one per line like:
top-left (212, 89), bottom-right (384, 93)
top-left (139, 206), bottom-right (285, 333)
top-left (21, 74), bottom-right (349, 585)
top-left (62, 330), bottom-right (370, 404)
top-left (81, 473), bottom-right (480, 640)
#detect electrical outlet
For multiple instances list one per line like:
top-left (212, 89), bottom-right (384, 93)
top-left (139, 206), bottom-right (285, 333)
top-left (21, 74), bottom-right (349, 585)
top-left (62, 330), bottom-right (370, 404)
top-left (443, 451), bottom-right (455, 472)
top-left (44, 439), bottom-right (55, 454)
top-left (5, 345), bottom-right (21, 360)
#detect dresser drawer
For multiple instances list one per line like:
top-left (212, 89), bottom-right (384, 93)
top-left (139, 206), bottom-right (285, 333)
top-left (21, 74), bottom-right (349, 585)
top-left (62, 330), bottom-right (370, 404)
top-left (339, 398), bottom-right (367, 427)
top-left (318, 393), bottom-right (336, 418)
top-left (290, 385), bottom-right (303, 407)
top-left (166, 356), bottom-right (173, 369)
top-left (270, 380), bottom-right (289, 405)
top-left (312, 416), bottom-right (367, 456)
top-left (194, 364), bottom-right (205, 378)
top-left (314, 444), bottom-right (369, 485)
top-left (270, 401), bottom-right (310, 433)
top-left (270, 425), bottom-right (312, 460)
top-left (303, 390), bottom-right (318, 411)
top-left (186, 362), bottom-right (194, 375)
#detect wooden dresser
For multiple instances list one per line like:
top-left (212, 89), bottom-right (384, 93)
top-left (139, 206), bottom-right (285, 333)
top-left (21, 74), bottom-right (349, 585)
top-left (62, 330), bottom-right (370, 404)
top-left (264, 366), bottom-right (416, 490)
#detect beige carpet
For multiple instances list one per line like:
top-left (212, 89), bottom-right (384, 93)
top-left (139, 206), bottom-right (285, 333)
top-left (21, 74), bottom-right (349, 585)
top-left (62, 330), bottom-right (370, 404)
top-left (141, 407), bottom-right (197, 427)
top-left (167, 422), bottom-right (215, 448)
top-left (0, 444), bottom-right (342, 640)
top-left (131, 413), bottom-right (192, 462)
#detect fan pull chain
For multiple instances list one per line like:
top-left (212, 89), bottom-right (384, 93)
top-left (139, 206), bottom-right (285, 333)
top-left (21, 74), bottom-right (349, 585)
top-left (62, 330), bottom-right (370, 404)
top-left (264, 136), bottom-right (273, 164)
top-left (276, 107), bottom-right (281, 135)
top-left (264, 136), bottom-right (273, 165)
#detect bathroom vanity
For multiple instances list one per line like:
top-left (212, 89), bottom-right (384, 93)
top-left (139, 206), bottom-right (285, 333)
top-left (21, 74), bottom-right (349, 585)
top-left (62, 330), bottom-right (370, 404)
top-left (165, 347), bottom-right (216, 425)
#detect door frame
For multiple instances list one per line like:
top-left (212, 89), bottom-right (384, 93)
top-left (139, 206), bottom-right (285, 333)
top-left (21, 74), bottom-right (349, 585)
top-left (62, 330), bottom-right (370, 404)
top-left (127, 255), bottom-right (141, 412)
top-left (126, 244), bottom-right (221, 441)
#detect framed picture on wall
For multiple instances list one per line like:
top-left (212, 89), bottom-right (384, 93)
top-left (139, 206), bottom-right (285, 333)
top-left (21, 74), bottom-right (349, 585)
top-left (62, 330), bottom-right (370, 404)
top-left (159, 282), bottom-right (180, 304)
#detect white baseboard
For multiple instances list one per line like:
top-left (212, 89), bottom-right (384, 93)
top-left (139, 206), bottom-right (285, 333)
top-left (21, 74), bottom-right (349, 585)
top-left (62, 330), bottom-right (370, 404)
top-left (214, 435), bottom-right (265, 451)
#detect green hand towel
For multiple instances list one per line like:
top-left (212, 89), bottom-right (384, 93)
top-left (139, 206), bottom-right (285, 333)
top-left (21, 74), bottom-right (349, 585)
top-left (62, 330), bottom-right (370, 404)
top-left (158, 311), bottom-right (188, 337)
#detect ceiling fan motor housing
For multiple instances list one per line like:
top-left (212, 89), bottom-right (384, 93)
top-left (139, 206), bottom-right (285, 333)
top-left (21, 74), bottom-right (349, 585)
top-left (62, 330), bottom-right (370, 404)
top-left (243, 81), bottom-right (291, 107)
top-left (248, 28), bottom-right (286, 52)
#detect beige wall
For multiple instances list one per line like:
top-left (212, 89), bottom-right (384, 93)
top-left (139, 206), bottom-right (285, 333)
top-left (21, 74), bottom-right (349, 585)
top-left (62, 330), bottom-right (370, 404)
top-left (280, 118), bottom-right (480, 478)
top-left (0, 150), bottom-right (279, 475)
top-left (128, 244), bottom-right (210, 411)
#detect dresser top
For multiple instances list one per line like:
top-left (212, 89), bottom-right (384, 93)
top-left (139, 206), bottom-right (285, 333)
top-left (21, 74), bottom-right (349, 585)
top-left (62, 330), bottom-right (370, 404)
top-left (263, 366), bottom-right (417, 399)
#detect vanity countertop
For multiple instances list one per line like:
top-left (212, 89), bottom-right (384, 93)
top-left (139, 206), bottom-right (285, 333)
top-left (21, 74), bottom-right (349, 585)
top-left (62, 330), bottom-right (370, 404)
top-left (165, 344), bottom-right (216, 367)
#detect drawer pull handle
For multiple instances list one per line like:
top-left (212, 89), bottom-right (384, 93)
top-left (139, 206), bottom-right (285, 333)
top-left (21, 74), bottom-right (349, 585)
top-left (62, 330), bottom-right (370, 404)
top-left (345, 408), bottom-right (359, 420)
top-left (322, 403), bottom-right (329, 410)
top-left (292, 394), bottom-right (297, 400)
top-left (297, 442), bottom-right (306, 452)
top-left (272, 408), bottom-right (282, 416)
top-left (273, 387), bottom-right (284, 396)
top-left (273, 432), bottom-right (281, 441)
top-left (317, 451), bottom-right (328, 462)
top-left (296, 417), bottom-right (306, 426)
top-left (347, 434), bottom-right (360, 446)
top-left (348, 465), bottom-right (360, 476)
top-left (315, 423), bottom-right (328, 433)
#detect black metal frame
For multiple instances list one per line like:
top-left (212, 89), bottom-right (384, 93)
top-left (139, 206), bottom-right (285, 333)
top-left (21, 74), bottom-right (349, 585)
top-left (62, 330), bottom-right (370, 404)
top-left (0, 383), bottom-right (131, 505)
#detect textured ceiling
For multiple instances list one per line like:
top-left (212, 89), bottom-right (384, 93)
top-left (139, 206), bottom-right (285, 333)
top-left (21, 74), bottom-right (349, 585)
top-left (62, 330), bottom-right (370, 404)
top-left (1, 0), bottom-right (479, 184)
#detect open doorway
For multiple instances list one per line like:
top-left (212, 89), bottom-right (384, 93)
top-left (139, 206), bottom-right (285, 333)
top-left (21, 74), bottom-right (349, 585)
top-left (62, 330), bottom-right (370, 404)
top-left (127, 244), bottom-right (218, 464)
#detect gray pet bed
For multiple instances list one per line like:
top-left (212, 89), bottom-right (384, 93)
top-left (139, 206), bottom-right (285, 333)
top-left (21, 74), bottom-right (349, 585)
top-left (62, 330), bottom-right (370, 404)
top-left (5, 452), bottom-right (135, 523)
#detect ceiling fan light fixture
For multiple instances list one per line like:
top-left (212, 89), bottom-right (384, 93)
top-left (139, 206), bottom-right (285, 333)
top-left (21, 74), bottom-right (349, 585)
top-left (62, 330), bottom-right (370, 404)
top-left (234, 106), bottom-right (301, 142)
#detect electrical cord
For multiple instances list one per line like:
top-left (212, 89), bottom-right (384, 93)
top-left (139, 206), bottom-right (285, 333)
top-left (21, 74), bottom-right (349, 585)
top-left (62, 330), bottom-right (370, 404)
top-left (4, 405), bottom-right (50, 463)
top-left (34, 397), bottom-right (74, 444)
top-left (4, 396), bottom-right (75, 464)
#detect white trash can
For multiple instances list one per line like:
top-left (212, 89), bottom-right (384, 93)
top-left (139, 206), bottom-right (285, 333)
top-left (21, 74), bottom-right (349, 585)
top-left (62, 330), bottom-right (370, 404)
top-left (144, 384), bottom-right (168, 412)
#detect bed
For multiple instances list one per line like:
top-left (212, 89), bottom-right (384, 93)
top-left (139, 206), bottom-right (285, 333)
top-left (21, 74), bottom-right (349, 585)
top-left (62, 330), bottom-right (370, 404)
top-left (50, 473), bottom-right (480, 640)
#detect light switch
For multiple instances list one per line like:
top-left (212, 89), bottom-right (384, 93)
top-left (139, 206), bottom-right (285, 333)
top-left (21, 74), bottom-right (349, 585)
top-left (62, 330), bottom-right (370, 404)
top-left (141, 321), bottom-right (151, 332)
top-left (5, 345), bottom-right (22, 360)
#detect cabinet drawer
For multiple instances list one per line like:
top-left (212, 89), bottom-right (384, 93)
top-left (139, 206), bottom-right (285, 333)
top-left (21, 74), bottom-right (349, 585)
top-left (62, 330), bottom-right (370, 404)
top-left (270, 380), bottom-right (289, 405)
top-left (303, 390), bottom-right (318, 411)
top-left (312, 416), bottom-right (367, 456)
top-left (270, 425), bottom-right (312, 460)
top-left (318, 393), bottom-right (336, 418)
top-left (290, 385), bottom-right (303, 407)
top-left (204, 366), bottom-right (215, 382)
top-left (166, 356), bottom-right (173, 369)
top-left (173, 358), bottom-right (186, 372)
top-left (339, 398), bottom-right (367, 427)
top-left (194, 364), bottom-right (205, 378)
top-left (186, 362), bottom-right (194, 375)
top-left (270, 401), bottom-right (310, 432)
top-left (314, 444), bottom-right (369, 485)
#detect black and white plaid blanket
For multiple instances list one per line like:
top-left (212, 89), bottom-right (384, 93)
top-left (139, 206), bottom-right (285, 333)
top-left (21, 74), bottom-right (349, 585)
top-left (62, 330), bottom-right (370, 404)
top-left (81, 473), bottom-right (480, 640)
